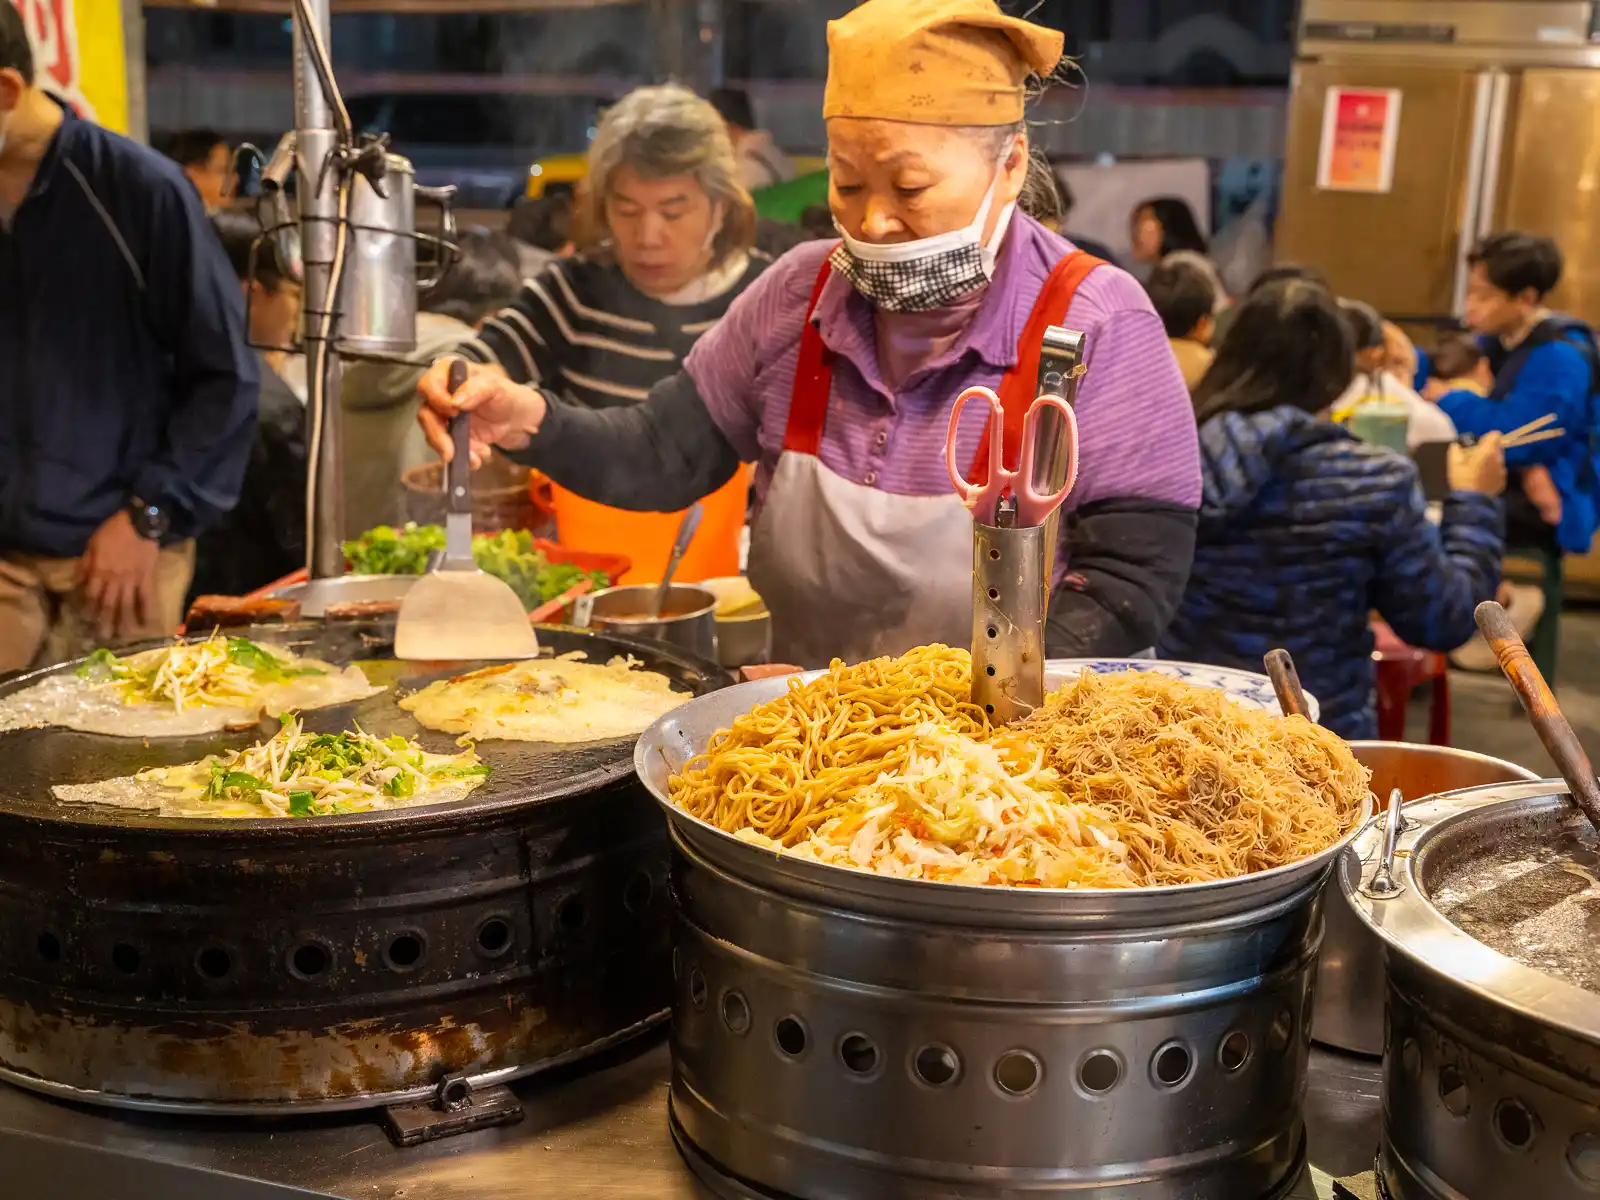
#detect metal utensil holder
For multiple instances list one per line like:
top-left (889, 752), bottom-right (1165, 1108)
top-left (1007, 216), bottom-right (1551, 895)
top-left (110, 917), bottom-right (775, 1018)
top-left (971, 325), bottom-right (1086, 724)
top-left (972, 513), bottom-right (1047, 725)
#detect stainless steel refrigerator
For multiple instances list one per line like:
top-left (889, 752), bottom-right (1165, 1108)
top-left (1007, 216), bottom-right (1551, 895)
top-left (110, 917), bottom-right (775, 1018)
top-left (1277, 0), bottom-right (1600, 328)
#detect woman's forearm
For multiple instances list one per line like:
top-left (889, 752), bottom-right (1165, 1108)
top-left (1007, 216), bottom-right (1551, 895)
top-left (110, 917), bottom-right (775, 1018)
top-left (1046, 499), bottom-right (1198, 656)
top-left (501, 372), bottom-right (743, 511)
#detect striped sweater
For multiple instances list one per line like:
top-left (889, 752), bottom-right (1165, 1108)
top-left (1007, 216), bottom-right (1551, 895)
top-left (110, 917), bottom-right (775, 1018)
top-left (458, 252), bottom-right (769, 408)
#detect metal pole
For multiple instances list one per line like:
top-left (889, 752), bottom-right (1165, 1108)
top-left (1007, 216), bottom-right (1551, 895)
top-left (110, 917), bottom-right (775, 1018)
top-left (697, 0), bottom-right (724, 92)
top-left (119, 0), bottom-right (148, 144)
top-left (294, 0), bottom-right (346, 580)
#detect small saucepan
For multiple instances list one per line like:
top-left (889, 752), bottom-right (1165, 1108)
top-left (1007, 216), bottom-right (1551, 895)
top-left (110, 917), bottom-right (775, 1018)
top-left (575, 584), bottom-right (718, 664)
top-left (1312, 740), bottom-right (1538, 1056)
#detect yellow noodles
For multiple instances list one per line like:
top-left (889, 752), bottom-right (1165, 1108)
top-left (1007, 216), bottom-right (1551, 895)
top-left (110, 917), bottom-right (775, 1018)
top-left (668, 647), bottom-right (1370, 889)
top-left (670, 644), bottom-right (986, 841)
top-left (734, 724), bottom-right (1141, 887)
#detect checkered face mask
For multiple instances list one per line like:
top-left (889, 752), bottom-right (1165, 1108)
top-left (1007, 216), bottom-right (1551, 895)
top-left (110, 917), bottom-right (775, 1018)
top-left (831, 159), bottom-right (1015, 313)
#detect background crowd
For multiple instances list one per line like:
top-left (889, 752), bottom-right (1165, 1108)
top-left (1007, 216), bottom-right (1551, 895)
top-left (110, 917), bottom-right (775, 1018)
top-left (4, 0), bottom-right (1596, 742)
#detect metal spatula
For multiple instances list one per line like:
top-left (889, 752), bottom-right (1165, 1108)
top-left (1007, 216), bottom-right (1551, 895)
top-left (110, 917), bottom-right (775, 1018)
top-left (393, 362), bottom-right (540, 662)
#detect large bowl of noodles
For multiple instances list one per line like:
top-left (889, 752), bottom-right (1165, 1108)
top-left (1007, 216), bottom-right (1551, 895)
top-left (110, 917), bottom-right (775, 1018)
top-left (635, 645), bottom-right (1371, 925)
top-left (638, 646), bottom-right (1374, 1200)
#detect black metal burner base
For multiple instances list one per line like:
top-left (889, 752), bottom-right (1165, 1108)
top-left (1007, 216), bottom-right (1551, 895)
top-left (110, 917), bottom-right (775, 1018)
top-left (670, 1107), bottom-right (1314, 1200)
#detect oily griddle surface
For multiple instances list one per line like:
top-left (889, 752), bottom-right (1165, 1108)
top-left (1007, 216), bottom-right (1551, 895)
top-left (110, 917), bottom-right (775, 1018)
top-left (0, 621), bottom-right (725, 832)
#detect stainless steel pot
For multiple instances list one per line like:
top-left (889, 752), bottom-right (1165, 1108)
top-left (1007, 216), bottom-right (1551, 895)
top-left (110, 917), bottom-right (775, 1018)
top-left (341, 152), bottom-right (456, 356)
top-left (636, 672), bottom-right (1373, 1200)
top-left (713, 613), bottom-right (770, 669)
top-left (1311, 743), bottom-right (1537, 1056)
top-left (578, 585), bottom-right (718, 664)
top-left (1344, 782), bottom-right (1600, 1199)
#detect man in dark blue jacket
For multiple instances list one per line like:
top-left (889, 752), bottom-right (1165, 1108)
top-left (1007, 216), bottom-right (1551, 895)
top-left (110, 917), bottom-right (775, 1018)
top-left (0, 8), bottom-right (258, 671)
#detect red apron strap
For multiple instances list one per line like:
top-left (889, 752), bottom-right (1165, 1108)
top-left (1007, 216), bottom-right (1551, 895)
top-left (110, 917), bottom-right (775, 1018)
top-left (781, 257), bottom-right (839, 456)
top-left (968, 251), bottom-right (1105, 484)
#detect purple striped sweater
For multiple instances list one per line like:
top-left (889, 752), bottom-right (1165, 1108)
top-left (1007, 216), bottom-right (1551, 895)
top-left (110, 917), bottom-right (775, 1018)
top-left (684, 214), bottom-right (1202, 522)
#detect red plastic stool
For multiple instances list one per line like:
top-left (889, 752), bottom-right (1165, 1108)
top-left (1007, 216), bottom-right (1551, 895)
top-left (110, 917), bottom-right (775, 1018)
top-left (1371, 618), bottom-right (1451, 744)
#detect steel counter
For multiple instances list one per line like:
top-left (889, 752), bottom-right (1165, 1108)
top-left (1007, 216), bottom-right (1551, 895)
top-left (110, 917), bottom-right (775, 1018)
top-left (0, 1034), bottom-right (1384, 1200)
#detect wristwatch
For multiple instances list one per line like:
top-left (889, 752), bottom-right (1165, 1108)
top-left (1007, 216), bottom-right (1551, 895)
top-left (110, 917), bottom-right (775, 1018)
top-left (127, 497), bottom-right (171, 542)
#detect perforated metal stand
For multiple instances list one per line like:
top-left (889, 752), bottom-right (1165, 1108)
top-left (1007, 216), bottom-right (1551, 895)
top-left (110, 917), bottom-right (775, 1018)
top-left (971, 515), bottom-right (1047, 725)
top-left (671, 1105), bottom-right (1315, 1200)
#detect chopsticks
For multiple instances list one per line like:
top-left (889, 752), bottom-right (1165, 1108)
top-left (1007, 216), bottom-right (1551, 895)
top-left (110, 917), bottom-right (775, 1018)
top-left (1501, 413), bottom-right (1565, 451)
top-left (1506, 413), bottom-right (1558, 441)
top-left (1503, 427), bottom-right (1566, 450)
top-left (1459, 413), bottom-right (1566, 452)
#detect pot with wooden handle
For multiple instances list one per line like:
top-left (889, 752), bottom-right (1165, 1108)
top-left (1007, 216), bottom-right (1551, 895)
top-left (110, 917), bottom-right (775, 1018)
top-left (1475, 599), bottom-right (1600, 834)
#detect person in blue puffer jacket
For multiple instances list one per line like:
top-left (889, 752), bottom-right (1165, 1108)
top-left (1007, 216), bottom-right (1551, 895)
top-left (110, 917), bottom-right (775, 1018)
top-left (1159, 279), bottom-right (1507, 739)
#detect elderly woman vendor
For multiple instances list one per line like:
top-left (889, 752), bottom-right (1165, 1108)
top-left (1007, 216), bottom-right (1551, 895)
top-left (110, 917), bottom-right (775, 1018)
top-left (421, 0), bottom-right (1200, 667)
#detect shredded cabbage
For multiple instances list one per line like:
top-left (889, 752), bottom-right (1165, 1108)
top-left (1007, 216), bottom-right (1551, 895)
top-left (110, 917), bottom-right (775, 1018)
top-left (142, 715), bottom-right (491, 818)
top-left (735, 724), bottom-right (1137, 888)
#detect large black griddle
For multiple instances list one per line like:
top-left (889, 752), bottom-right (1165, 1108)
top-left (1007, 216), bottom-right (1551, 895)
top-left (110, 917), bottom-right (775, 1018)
top-left (0, 620), bottom-right (725, 831)
top-left (0, 620), bottom-right (727, 1113)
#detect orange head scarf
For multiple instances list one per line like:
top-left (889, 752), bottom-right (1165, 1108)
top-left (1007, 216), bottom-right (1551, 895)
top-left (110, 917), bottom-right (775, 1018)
top-left (823, 0), bottom-right (1065, 128)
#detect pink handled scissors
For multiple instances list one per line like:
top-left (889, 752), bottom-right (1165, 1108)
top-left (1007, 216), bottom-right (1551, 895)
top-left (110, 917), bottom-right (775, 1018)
top-left (944, 385), bottom-right (1079, 527)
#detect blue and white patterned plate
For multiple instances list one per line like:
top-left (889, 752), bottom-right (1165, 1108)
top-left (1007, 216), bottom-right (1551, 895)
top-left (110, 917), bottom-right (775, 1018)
top-left (1044, 658), bottom-right (1321, 722)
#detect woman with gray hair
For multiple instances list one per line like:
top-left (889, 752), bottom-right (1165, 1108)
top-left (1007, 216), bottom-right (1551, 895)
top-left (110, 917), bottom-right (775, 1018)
top-left (454, 83), bottom-right (762, 413)
top-left (442, 84), bottom-right (766, 580)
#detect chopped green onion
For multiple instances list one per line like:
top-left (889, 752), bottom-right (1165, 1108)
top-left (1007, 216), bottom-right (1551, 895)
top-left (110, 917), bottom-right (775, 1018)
top-left (382, 773), bottom-right (416, 798)
top-left (77, 647), bottom-right (119, 677)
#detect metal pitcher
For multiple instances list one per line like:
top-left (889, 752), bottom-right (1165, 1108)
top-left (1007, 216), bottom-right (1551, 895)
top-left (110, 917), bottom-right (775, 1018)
top-left (340, 152), bottom-right (457, 356)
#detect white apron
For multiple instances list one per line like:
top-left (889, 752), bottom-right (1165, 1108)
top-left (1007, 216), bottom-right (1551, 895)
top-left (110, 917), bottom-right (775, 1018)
top-left (747, 452), bottom-right (974, 668)
top-left (747, 252), bottom-right (1105, 668)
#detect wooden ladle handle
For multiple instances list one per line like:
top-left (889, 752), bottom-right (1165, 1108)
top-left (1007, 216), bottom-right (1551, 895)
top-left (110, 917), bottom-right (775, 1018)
top-left (1265, 648), bottom-right (1311, 721)
top-left (1475, 600), bottom-right (1600, 834)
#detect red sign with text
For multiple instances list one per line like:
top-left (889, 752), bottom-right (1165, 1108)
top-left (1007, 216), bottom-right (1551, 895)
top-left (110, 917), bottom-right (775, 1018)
top-left (9, 0), bottom-right (92, 119)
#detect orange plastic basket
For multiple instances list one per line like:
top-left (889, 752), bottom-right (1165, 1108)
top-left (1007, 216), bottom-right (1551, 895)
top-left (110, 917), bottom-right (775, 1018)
top-left (544, 464), bottom-right (752, 586)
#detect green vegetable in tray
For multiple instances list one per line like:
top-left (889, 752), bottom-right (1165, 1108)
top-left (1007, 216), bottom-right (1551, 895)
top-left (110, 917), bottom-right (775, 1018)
top-left (343, 523), bottom-right (609, 611)
top-left (342, 523), bottom-right (447, 576)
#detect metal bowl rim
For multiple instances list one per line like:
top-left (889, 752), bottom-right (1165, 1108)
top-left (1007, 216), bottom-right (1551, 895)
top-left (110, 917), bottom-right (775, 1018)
top-left (1345, 740), bottom-right (1542, 782)
top-left (588, 583), bottom-right (718, 624)
top-left (1342, 779), bottom-right (1600, 1045)
top-left (635, 661), bottom-right (1370, 912)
